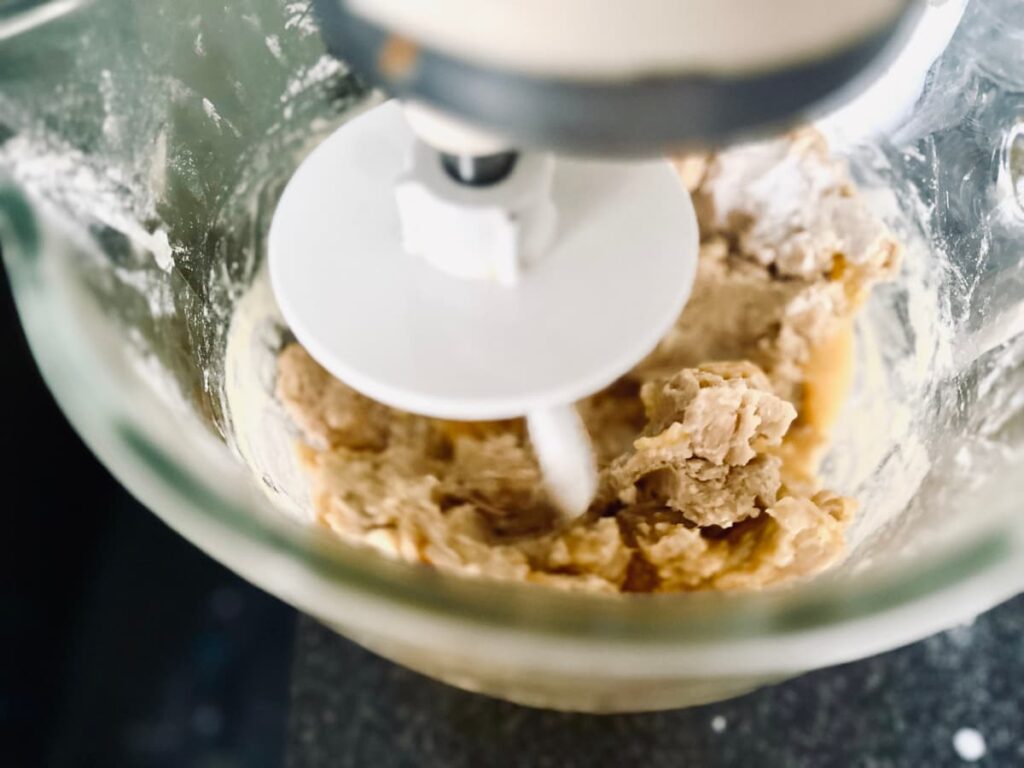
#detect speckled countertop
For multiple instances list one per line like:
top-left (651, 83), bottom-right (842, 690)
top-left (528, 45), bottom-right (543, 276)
top-left (287, 595), bottom-right (1023, 767)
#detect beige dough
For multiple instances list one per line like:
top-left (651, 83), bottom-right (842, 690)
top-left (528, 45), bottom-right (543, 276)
top-left (275, 129), bottom-right (900, 593)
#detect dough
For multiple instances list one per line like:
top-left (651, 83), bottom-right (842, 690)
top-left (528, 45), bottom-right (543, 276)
top-left (275, 129), bottom-right (900, 593)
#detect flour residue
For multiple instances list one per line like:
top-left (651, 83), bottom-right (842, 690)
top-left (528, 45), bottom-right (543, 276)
top-left (223, 266), bottom-right (313, 522)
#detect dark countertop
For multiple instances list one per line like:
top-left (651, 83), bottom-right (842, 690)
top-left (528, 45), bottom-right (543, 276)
top-left (287, 598), bottom-right (1024, 768)
top-left (2, 263), bottom-right (1022, 768)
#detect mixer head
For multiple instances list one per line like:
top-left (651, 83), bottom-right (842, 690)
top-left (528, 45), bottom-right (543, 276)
top-left (312, 0), bottom-right (920, 154)
top-left (270, 0), bottom-right (922, 518)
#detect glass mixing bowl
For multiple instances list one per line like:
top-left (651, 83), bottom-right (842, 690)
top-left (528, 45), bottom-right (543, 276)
top-left (2, 0), bottom-right (1023, 712)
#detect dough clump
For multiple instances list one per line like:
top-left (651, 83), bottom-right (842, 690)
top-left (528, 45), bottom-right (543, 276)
top-left (276, 129), bottom-right (899, 592)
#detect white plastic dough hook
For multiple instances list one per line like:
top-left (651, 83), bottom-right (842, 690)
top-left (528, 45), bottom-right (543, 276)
top-left (269, 101), bottom-right (699, 518)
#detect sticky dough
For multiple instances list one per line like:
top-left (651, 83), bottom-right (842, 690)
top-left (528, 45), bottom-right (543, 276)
top-left (275, 128), bottom-right (900, 593)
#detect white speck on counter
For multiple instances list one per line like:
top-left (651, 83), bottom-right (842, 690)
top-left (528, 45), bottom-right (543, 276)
top-left (711, 715), bottom-right (727, 733)
top-left (953, 728), bottom-right (987, 762)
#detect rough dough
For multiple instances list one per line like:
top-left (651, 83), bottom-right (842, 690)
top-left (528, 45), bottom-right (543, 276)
top-left (275, 129), bottom-right (900, 593)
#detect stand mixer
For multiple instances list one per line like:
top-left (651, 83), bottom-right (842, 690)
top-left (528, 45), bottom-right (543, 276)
top-left (2, 0), bottom-right (1023, 713)
top-left (269, 0), bottom-right (921, 517)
